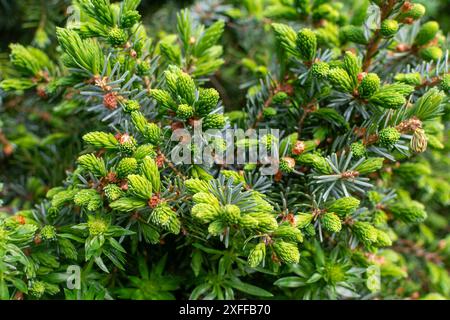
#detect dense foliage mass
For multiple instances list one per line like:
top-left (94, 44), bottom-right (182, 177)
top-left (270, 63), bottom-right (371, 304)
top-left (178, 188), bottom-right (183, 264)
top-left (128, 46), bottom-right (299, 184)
top-left (0, 0), bottom-right (449, 300)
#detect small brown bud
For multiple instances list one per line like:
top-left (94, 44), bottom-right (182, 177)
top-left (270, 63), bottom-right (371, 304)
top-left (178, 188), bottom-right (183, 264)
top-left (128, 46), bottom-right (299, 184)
top-left (292, 140), bottom-right (306, 155)
top-left (103, 92), bottom-right (118, 110)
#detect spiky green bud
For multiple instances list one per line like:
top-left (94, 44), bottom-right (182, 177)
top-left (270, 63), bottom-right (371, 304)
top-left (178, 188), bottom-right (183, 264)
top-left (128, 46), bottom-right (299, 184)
top-left (273, 241), bottom-right (300, 264)
top-left (144, 123), bottom-right (162, 145)
top-left (352, 221), bottom-right (378, 245)
top-left (358, 73), bottom-right (380, 98)
top-left (127, 174), bottom-right (152, 200)
top-left (208, 219), bottom-right (227, 236)
top-left (369, 92), bottom-right (406, 109)
top-left (343, 51), bottom-right (360, 86)
top-left (369, 191), bottom-right (383, 206)
top-left (327, 67), bottom-right (355, 93)
top-left (381, 83), bottom-right (415, 96)
top-left (116, 157), bottom-right (138, 178)
top-left (374, 229), bottom-right (392, 247)
top-left (108, 27), bottom-right (128, 46)
top-left (297, 153), bottom-right (333, 174)
top-left (303, 223), bottom-right (315, 237)
top-left (439, 74), bottom-right (450, 92)
top-left (177, 72), bottom-right (196, 105)
top-left (137, 60), bottom-right (150, 75)
top-left (50, 189), bottom-right (77, 210)
top-left (314, 22), bottom-right (340, 47)
top-left (151, 89), bottom-right (175, 111)
top-left (123, 100), bottom-right (140, 113)
top-left (350, 142), bottom-right (366, 159)
top-left (355, 157), bottom-right (384, 174)
top-left (72, 189), bottom-right (90, 207)
top-left (295, 213), bottom-right (313, 228)
top-left (8, 44), bottom-right (48, 76)
top-left (378, 127), bottom-right (401, 148)
top-left (133, 144), bottom-right (156, 160)
top-left (373, 210), bottom-right (388, 226)
top-left (118, 135), bottom-right (137, 154)
top-left (248, 243), bottom-right (266, 268)
top-left (191, 203), bottom-right (219, 223)
top-left (176, 104), bottom-right (194, 120)
top-left (109, 197), bottom-right (147, 212)
top-left (390, 201), bottom-right (427, 223)
top-left (103, 184), bottom-right (123, 202)
top-left (380, 20), bottom-right (399, 37)
top-left (272, 91), bottom-right (288, 104)
top-left (83, 131), bottom-right (119, 150)
top-left (77, 153), bottom-right (107, 177)
top-left (202, 114), bottom-right (226, 130)
top-left (339, 25), bottom-right (367, 44)
top-left (150, 203), bottom-right (180, 234)
top-left (394, 72), bottom-right (422, 86)
top-left (296, 28), bottom-right (317, 61)
top-left (120, 10), bottom-right (141, 28)
top-left (415, 21), bottom-right (439, 45)
top-left (407, 3), bottom-right (426, 20)
top-left (140, 157), bottom-right (161, 192)
top-left (197, 88), bottom-right (220, 116)
top-left (279, 157), bottom-right (295, 173)
top-left (321, 212), bottom-right (342, 233)
top-left (263, 107), bottom-right (277, 118)
top-left (193, 192), bottom-right (220, 207)
top-left (248, 212), bottom-right (278, 233)
top-left (30, 281), bottom-right (46, 298)
top-left (185, 178), bottom-right (210, 193)
top-left (221, 204), bottom-right (241, 224)
top-left (419, 46), bottom-right (443, 62)
top-left (74, 189), bottom-right (102, 211)
top-left (324, 264), bottom-right (346, 284)
top-left (273, 225), bottom-right (303, 243)
top-left (249, 192), bottom-right (274, 213)
top-left (239, 215), bottom-right (259, 229)
top-left (40, 225), bottom-right (57, 240)
top-left (327, 197), bottom-right (360, 218)
top-left (311, 61), bottom-right (330, 79)
top-left (88, 218), bottom-right (108, 236)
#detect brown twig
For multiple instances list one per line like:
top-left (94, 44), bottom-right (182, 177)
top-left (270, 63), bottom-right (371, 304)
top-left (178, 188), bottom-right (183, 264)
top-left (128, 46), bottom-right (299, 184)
top-left (393, 239), bottom-right (443, 264)
top-left (297, 99), bottom-right (317, 136)
top-left (358, 117), bottom-right (422, 146)
top-left (415, 77), bottom-right (442, 90)
top-left (157, 150), bottom-right (187, 180)
top-left (362, 0), bottom-right (397, 72)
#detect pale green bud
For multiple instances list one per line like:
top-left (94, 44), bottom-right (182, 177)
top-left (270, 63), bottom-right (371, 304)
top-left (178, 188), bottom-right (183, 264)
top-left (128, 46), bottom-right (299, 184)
top-left (247, 243), bottom-right (266, 268)
top-left (296, 28), bottom-right (317, 61)
top-left (116, 157), bottom-right (138, 178)
top-left (273, 241), bottom-right (300, 264)
top-left (191, 203), bottom-right (219, 223)
top-left (321, 212), bottom-right (342, 233)
top-left (415, 21), bottom-right (439, 45)
top-left (327, 197), bottom-right (360, 218)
